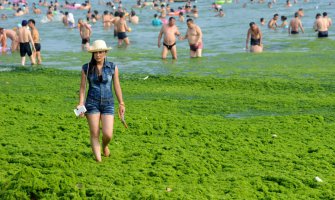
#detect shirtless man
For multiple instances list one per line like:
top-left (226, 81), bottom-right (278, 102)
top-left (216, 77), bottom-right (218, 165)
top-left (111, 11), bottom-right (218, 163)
top-left (180, 19), bottom-right (203, 58)
top-left (115, 12), bottom-right (130, 46)
top-left (33, 5), bottom-right (42, 14)
top-left (159, 4), bottom-right (167, 20)
top-left (158, 17), bottom-right (181, 59)
top-left (268, 14), bottom-right (279, 29)
top-left (191, 5), bottom-right (199, 18)
top-left (112, 12), bottom-right (121, 38)
top-left (323, 12), bottom-right (332, 27)
top-left (102, 10), bottom-right (111, 28)
top-left (28, 19), bottom-right (42, 64)
top-left (289, 12), bottom-right (304, 35)
top-left (14, 8), bottom-right (24, 17)
top-left (4, 28), bottom-right (19, 51)
top-left (246, 22), bottom-right (263, 53)
top-left (0, 27), bottom-right (7, 53)
top-left (315, 13), bottom-right (330, 38)
top-left (17, 20), bottom-right (36, 65)
top-left (129, 10), bottom-right (139, 25)
top-left (78, 19), bottom-right (92, 50)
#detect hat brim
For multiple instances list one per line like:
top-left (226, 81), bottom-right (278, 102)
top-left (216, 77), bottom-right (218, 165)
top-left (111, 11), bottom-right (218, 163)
top-left (87, 47), bottom-right (112, 53)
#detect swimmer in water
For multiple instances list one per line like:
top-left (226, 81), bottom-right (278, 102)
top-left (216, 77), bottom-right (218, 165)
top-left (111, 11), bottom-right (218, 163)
top-left (179, 12), bottom-right (185, 22)
top-left (4, 28), bottom-right (19, 51)
top-left (28, 19), bottom-right (42, 64)
top-left (152, 14), bottom-right (163, 26)
top-left (115, 12), bottom-right (130, 46)
top-left (17, 20), bottom-right (36, 65)
top-left (280, 16), bottom-right (288, 29)
top-left (157, 17), bottom-right (181, 59)
top-left (0, 27), bottom-right (8, 53)
top-left (268, 13), bottom-right (279, 30)
top-left (323, 12), bottom-right (332, 27)
top-left (260, 18), bottom-right (266, 26)
top-left (215, 9), bottom-right (225, 17)
top-left (179, 18), bottom-right (203, 58)
top-left (315, 13), bottom-right (330, 38)
top-left (129, 10), bottom-right (139, 25)
top-left (288, 12), bottom-right (304, 35)
top-left (78, 19), bottom-right (92, 50)
top-left (246, 22), bottom-right (263, 53)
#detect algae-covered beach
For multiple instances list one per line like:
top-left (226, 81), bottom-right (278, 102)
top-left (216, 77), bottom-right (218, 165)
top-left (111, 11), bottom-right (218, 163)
top-left (1, 49), bottom-right (335, 198)
top-left (1, 0), bottom-right (335, 198)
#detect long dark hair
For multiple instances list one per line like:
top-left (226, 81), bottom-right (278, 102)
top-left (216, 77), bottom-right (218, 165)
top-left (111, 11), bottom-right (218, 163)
top-left (88, 53), bottom-right (106, 75)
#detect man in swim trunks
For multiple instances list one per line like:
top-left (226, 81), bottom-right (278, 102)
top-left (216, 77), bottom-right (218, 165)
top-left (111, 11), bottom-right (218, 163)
top-left (2, 28), bottom-right (19, 51)
top-left (78, 18), bottom-right (92, 50)
top-left (288, 12), bottom-right (304, 35)
top-left (112, 11), bottom-right (120, 38)
top-left (0, 27), bottom-right (7, 53)
top-left (28, 19), bottom-right (42, 64)
top-left (315, 13), bottom-right (330, 38)
top-left (180, 18), bottom-right (203, 58)
top-left (115, 12), bottom-right (130, 46)
top-left (158, 17), bottom-right (181, 59)
top-left (17, 20), bottom-right (36, 65)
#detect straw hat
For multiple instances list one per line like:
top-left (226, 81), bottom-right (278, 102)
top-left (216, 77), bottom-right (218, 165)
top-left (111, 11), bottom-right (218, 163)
top-left (88, 40), bottom-right (112, 53)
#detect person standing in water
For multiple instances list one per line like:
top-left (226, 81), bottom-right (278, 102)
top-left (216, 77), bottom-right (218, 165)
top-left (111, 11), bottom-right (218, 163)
top-left (314, 13), bottom-right (330, 38)
top-left (180, 18), bottom-right (203, 58)
top-left (115, 12), bottom-right (130, 46)
top-left (77, 40), bottom-right (125, 162)
top-left (246, 22), bottom-right (263, 53)
top-left (268, 13), bottom-right (279, 30)
top-left (18, 20), bottom-right (36, 65)
top-left (289, 12), bottom-right (304, 35)
top-left (28, 19), bottom-right (42, 64)
top-left (158, 17), bottom-right (181, 59)
top-left (78, 18), bottom-right (92, 50)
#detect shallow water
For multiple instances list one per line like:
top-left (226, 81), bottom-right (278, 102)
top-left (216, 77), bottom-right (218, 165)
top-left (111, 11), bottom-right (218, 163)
top-left (0, 0), bottom-right (334, 74)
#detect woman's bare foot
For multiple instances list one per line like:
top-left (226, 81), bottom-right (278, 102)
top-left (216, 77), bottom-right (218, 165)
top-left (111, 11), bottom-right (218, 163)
top-left (103, 146), bottom-right (110, 157)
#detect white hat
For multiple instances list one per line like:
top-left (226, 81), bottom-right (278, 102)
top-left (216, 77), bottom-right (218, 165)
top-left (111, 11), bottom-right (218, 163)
top-left (88, 40), bottom-right (112, 53)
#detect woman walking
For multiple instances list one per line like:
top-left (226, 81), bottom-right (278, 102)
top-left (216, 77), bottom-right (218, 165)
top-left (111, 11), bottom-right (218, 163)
top-left (77, 40), bottom-right (125, 162)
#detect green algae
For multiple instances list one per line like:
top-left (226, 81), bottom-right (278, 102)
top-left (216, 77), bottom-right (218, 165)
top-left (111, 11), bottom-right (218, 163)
top-left (1, 50), bottom-right (335, 199)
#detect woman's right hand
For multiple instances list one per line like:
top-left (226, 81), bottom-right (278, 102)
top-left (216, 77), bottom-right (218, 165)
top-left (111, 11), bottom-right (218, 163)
top-left (76, 104), bottom-right (85, 118)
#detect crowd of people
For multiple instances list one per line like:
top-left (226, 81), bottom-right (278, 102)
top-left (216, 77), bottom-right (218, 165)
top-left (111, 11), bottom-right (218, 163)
top-left (0, 0), bottom-right (333, 64)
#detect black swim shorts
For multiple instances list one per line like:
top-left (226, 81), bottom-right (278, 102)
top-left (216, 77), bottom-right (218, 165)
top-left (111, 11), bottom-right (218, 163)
top-left (318, 31), bottom-right (328, 38)
top-left (19, 42), bottom-right (32, 57)
top-left (82, 38), bottom-right (90, 44)
top-left (34, 43), bottom-right (41, 52)
top-left (117, 32), bottom-right (127, 40)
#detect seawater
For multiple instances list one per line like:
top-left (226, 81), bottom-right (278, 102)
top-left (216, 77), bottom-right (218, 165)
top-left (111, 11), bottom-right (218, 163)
top-left (0, 0), bottom-right (334, 75)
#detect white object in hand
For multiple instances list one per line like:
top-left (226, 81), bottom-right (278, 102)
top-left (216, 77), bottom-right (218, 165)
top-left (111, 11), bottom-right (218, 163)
top-left (74, 105), bottom-right (87, 116)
